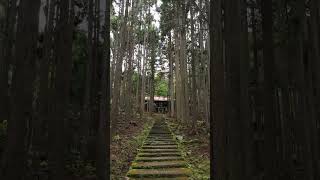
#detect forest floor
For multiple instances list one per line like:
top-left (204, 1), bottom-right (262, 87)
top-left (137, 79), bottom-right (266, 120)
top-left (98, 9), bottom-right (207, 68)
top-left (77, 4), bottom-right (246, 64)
top-left (111, 113), bottom-right (210, 179)
top-left (165, 117), bottom-right (210, 179)
top-left (111, 113), bottom-right (154, 179)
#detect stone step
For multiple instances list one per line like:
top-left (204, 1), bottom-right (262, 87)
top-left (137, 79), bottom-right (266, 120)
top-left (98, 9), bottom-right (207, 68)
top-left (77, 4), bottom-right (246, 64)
top-left (147, 138), bottom-right (173, 141)
top-left (147, 137), bottom-right (173, 140)
top-left (148, 135), bottom-right (173, 139)
top-left (142, 145), bottom-right (178, 149)
top-left (131, 161), bottom-right (187, 169)
top-left (145, 140), bottom-right (174, 143)
top-left (135, 156), bottom-right (183, 162)
top-left (127, 168), bottom-right (191, 178)
top-left (140, 149), bottom-right (180, 153)
top-left (127, 120), bottom-right (191, 179)
top-left (138, 152), bottom-right (181, 157)
top-left (129, 177), bottom-right (189, 180)
top-left (144, 142), bottom-right (176, 145)
top-left (148, 134), bottom-right (172, 137)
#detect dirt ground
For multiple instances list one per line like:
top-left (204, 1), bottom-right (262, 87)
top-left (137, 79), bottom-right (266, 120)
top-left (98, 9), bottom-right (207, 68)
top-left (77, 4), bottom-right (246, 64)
top-left (111, 113), bottom-right (154, 179)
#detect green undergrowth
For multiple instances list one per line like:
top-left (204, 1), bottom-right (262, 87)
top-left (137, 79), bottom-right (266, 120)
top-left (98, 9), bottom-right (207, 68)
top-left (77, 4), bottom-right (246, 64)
top-left (166, 117), bottom-right (210, 180)
top-left (111, 114), bottom-right (154, 179)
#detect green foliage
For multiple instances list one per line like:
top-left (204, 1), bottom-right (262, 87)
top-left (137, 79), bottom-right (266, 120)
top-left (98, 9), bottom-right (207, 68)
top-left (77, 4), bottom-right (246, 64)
top-left (160, 0), bottom-right (174, 36)
top-left (155, 74), bottom-right (168, 96)
top-left (155, 78), bottom-right (168, 96)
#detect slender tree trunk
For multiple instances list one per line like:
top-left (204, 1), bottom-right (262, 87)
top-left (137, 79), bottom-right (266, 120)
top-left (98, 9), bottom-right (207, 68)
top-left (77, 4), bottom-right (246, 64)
top-left (211, 0), bottom-right (226, 179)
top-left (174, 0), bottom-right (182, 122)
top-left (48, 1), bottom-right (74, 179)
top-left (111, 0), bottom-right (129, 132)
top-left (225, 0), bottom-right (245, 178)
top-left (261, 0), bottom-right (278, 178)
top-left (310, 1), bottom-right (320, 178)
top-left (240, 0), bottom-right (254, 178)
top-left (34, 0), bottom-right (56, 173)
top-left (289, 1), bottom-right (313, 179)
top-left (178, 0), bottom-right (189, 122)
top-left (168, 33), bottom-right (175, 117)
top-left (81, 0), bottom-right (94, 159)
top-left (140, 31), bottom-right (147, 115)
top-left (2, 0), bottom-right (41, 179)
top-left (190, 3), bottom-right (198, 129)
top-left (96, 0), bottom-right (110, 178)
top-left (0, 0), bottom-right (17, 121)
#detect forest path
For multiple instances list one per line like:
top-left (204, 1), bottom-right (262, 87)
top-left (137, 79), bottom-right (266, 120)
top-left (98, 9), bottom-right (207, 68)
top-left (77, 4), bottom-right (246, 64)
top-left (126, 119), bottom-right (191, 179)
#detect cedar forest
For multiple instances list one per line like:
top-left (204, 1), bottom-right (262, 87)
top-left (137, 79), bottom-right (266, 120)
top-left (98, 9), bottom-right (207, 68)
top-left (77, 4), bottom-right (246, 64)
top-left (0, 0), bottom-right (320, 179)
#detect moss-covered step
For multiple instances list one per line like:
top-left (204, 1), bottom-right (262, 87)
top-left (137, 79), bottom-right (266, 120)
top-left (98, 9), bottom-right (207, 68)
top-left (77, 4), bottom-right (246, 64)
top-left (139, 149), bottom-right (180, 153)
top-left (135, 156), bottom-right (183, 162)
top-left (149, 130), bottom-right (171, 133)
top-left (146, 137), bottom-right (174, 141)
top-left (147, 136), bottom-right (173, 138)
top-left (145, 138), bottom-right (176, 143)
top-left (127, 168), bottom-right (191, 178)
top-left (131, 161), bottom-right (187, 169)
top-left (148, 133), bottom-right (172, 136)
top-left (147, 137), bottom-right (172, 140)
top-left (129, 177), bottom-right (189, 180)
top-left (144, 142), bottom-right (176, 145)
top-left (142, 145), bottom-right (178, 149)
top-left (138, 152), bottom-right (181, 157)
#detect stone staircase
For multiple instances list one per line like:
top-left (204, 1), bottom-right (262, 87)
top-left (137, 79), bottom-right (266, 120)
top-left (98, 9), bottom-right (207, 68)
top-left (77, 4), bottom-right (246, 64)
top-left (127, 120), bottom-right (191, 179)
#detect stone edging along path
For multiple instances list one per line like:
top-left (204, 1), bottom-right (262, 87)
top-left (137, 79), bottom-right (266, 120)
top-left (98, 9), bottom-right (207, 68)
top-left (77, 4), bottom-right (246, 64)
top-left (126, 119), bottom-right (191, 179)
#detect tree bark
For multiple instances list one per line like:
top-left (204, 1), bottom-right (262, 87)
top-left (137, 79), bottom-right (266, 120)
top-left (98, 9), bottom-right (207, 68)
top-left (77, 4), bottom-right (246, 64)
top-left (0, 0), bottom-right (17, 121)
top-left (81, 0), bottom-right (94, 159)
top-left (111, 0), bottom-right (129, 132)
top-left (96, 0), bottom-right (110, 178)
top-left (261, 0), bottom-right (278, 178)
top-left (48, 0), bottom-right (74, 179)
top-left (224, 0), bottom-right (245, 178)
top-left (211, 0), bottom-right (226, 179)
top-left (310, 0), bottom-right (320, 178)
top-left (2, 0), bottom-right (41, 179)
top-left (190, 3), bottom-right (198, 129)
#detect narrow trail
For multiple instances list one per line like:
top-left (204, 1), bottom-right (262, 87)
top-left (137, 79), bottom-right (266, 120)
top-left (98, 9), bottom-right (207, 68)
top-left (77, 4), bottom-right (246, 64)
top-left (127, 119), bottom-right (191, 179)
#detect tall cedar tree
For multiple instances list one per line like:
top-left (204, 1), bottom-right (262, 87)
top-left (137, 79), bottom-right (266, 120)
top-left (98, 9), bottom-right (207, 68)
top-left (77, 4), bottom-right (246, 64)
top-left (1, 0), bottom-right (41, 179)
top-left (48, 0), bottom-right (74, 179)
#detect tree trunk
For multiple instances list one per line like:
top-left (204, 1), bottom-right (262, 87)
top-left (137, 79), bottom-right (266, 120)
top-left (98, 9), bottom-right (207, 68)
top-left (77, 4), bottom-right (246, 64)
top-left (96, 0), bottom-right (110, 178)
top-left (33, 0), bottom-right (56, 174)
top-left (174, 1), bottom-right (181, 121)
top-left (168, 33), bottom-right (175, 117)
top-left (48, 0), bottom-right (74, 179)
top-left (288, 1), bottom-right (313, 179)
top-left (81, 0), bottom-right (94, 159)
top-left (190, 3), bottom-right (198, 129)
top-left (0, 0), bottom-right (17, 121)
top-left (240, 0), bottom-right (254, 178)
top-left (310, 0), bottom-right (320, 178)
top-left (2, 0), bottom-right (41, 179)
top-left (261, 0), bottom-right (278, 178)
top-left (111, 0), bottom-right (129, 132)
top-left (211, 0), bottom-right (226, 179)
top-left (224, 0), bottom-right (245, 178)
top-left (178, 0), bottom-right (189, 122)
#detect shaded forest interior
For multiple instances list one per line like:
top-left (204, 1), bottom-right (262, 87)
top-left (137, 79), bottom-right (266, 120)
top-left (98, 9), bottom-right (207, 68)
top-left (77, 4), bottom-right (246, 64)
top-left (0, 0), bottom-right (320, 180)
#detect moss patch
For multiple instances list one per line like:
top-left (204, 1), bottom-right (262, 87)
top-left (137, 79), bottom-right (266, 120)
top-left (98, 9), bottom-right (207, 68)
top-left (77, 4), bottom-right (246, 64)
top-left (111, 114), bottom-right (154, 179)
top-left (165, 117), bottom-right (210, 180)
